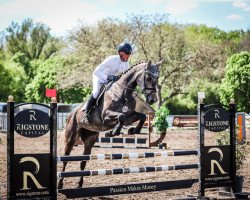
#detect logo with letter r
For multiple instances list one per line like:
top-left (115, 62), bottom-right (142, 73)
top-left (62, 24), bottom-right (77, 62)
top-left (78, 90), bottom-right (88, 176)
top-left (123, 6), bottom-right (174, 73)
top-left (19, 157), bottom-right (46, 190)
top-left (208, 147), bottom-right (228, 175)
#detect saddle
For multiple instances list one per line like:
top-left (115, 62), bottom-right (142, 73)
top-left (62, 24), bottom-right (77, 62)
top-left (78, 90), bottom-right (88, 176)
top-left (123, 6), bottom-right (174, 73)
top-left (82, 81), bottom-right (113, 111)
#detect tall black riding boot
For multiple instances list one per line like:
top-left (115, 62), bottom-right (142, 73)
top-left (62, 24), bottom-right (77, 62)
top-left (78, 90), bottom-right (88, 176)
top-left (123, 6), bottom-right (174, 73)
top-left (85, 95), bottom-right (96, 115)
top-left (82, 95), bottom-right (96, 123)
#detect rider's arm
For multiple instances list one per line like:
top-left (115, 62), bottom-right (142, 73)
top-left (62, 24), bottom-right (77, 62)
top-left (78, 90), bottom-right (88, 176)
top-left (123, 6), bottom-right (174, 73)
top-left (93, 57), bottom-right (112, 83)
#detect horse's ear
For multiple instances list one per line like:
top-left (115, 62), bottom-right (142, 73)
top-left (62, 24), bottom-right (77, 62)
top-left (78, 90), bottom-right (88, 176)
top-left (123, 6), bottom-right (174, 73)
top-left (147, 60), bottom-right (152, 68)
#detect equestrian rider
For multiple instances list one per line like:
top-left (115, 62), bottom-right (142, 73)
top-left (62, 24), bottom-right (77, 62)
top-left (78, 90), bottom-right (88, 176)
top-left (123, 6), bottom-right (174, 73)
top-left (83, 42), bottom-right (132, 120)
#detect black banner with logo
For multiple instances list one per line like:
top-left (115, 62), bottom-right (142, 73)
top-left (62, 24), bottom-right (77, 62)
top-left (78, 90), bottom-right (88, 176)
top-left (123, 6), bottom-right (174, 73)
top-left (12, 154), bottom-right (51, 199)
top-left (204, 108), bottom-right (230, 132)
top-left (14, 109), bottom-right (50, 137)
top-left (7, 100), bottom-right (57, 200)
top-left (202, 145), bottom-right (230, 185)
top-left (198, 101), bottom-right (236, 196)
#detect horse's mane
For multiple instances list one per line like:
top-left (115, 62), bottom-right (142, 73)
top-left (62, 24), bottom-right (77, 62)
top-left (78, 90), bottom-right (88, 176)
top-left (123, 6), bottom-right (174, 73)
top-left (117, 61), bottom-right (147, 79)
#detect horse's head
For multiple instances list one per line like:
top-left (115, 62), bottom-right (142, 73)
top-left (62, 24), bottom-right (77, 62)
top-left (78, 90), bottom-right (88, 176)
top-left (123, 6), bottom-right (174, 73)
top-left (137, 60), bottom-right (161, 105)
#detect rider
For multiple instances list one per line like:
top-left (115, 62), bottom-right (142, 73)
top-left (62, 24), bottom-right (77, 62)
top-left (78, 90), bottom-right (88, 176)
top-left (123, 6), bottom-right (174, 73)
top-left (83, 42), bottom-right (133, 120)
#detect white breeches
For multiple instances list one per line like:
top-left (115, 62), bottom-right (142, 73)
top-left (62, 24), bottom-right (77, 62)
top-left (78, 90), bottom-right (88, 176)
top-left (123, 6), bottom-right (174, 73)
top-left (92, 76), bottom-right (103, 99)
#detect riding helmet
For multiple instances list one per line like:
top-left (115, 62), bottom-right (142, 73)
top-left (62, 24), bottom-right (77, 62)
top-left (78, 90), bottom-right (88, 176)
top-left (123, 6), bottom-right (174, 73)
top-left (117, 42), bottom-right (132, 54)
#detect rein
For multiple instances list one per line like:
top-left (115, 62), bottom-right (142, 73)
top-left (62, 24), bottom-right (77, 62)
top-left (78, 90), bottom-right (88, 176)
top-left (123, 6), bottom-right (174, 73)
top-left (113, 66), bottom-right (157, 98)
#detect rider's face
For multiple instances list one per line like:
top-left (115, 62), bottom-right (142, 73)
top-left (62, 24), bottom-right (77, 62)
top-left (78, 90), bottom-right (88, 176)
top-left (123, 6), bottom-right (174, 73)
top-left (119, 51), bottom-right (131, 62)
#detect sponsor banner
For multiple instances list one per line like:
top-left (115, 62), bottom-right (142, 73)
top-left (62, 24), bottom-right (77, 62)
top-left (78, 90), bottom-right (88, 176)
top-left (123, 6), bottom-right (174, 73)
top-left (172, 115), bottom-right (198, 127)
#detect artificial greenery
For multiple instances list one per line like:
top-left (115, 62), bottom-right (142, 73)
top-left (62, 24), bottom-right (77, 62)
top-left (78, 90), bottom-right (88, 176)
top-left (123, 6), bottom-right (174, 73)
top-left (215, 130), bottom-right (248, 174)
top-left (153, 106), bottom-right (169, 133)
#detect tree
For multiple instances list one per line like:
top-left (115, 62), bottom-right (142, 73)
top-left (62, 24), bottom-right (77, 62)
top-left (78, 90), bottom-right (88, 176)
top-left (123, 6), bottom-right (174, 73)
top-left (0, 31), bottom-right (4, 60)
top-left (0, 56), bottom-right (27, 102)
top-left (127, 14), bottom-right (227, 108)
top-left (56, 14), bottom-right (232, 111)
top-left (57, 18), bottom-right (130, 89)
top-left (4, 18), bottom-right (62, 78)
top-left (0, 61), bottom-right (13, 101)
top-left (239, 30), bottom-right (250, 52)
top-left (220, 52), bottom-right (250, 112)
top-left (25, 56), bottom-right (89, 103)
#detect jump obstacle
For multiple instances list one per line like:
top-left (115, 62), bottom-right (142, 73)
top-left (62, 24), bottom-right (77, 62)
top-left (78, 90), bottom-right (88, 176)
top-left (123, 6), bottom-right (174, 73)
top-left (6, 97), bottom-right (248, 199)
top-left (74, 111), bottom-right (167, 149)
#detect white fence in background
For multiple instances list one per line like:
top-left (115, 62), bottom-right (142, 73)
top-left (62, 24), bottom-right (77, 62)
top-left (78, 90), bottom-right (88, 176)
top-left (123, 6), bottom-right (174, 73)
top-left (0, 113), bottom-right (7, 132)
top-left (57, 113), bottom-right (70, 130)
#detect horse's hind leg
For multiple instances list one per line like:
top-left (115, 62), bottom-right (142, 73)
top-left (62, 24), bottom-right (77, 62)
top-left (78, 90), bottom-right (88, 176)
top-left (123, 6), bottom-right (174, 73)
top-left (78, 129), bottom-right (99, 187)
top-left (58, 113), bottom-right (79, 189)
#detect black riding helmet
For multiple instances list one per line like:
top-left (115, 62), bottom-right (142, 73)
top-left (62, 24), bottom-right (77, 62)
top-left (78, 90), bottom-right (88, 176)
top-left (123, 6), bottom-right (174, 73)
top-left (117, 42), bottom-right (132, 54)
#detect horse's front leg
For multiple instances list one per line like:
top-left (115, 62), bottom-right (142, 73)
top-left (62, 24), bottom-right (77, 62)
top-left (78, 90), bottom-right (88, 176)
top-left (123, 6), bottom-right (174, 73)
top-left (127, 112), bottom-right (146, 135)
top-left (104, 112), bottom-right (126, 137)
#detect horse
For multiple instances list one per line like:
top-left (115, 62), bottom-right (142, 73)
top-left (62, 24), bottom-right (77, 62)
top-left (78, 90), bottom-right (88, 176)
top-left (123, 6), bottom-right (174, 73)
top-left (58, 60), bottom-right (162, 189)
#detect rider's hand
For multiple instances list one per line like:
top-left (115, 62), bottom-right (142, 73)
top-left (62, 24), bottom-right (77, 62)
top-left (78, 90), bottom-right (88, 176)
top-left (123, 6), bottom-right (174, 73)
top-left (107, 75), bottom-right (118, 82)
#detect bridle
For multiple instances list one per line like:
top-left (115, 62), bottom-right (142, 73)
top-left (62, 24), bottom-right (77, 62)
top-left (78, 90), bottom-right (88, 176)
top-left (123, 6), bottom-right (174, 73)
top-left (113, 65), bottom-right (158, 97)
top-left (142, 67), bottom-right (158, 96)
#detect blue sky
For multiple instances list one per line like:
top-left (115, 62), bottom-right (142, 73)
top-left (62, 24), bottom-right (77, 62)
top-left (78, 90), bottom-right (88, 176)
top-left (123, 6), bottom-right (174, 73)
top-left (0, 0), bottom-right (250, 36)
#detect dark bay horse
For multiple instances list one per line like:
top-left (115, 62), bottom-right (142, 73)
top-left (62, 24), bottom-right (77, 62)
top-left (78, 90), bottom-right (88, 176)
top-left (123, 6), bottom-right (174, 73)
top-left (58, 60), bottom-right (161, 189)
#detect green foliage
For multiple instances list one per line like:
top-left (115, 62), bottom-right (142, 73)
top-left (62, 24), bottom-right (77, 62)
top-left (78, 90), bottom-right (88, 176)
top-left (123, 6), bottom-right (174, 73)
top-left (0, 58), bottom-right (28, 102)
top-left (3, 58), bottom-right (28, 102)
top-left (4, 18), bottom-right (62, 79)
top-left (0, 61), bottom-right (13, 101)
top-left (185, 25), bottom-right (244, 55)
top-left (220, 52), bottom-right (250, 112)
top-left (216, 131), bottom-right (248, 174)
top-left (59, 87), bottom-right (91, 103)
top-left (0, 16), bottom-right (249, 108)
top-left (166, 79), bottom-right (221, 114)
top-left (25, 57), bottom-right (61, 103)
top-left (153, 106), bottom-right (169, 133)
top-left (25, 56), bottom-right (90, 103)
top-left (185, 24), bottom-right (227, 45)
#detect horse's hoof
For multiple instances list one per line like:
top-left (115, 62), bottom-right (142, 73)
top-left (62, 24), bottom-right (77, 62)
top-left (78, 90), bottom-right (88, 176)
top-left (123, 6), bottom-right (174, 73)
top-left (105, 131), bottom-right (120, 137)
top-left (128, 127), bottom-right (136, 135)
top-left (105, 131), bottom-right (115, 137)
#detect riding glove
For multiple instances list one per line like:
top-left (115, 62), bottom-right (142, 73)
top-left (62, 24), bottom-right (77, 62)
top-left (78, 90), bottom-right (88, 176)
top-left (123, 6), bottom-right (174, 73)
top-left (107, 75), bottom-right (119, 82)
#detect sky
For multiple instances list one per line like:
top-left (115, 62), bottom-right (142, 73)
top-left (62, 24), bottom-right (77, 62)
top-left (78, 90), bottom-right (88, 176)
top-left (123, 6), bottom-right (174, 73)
top-left (0, 0), bottom-right (250, 36)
